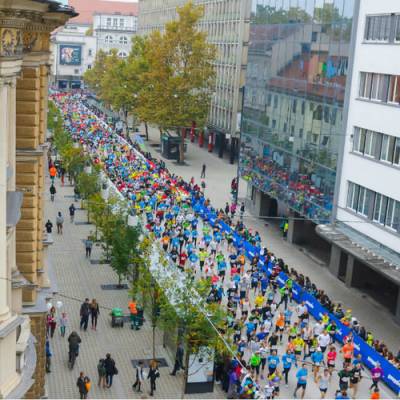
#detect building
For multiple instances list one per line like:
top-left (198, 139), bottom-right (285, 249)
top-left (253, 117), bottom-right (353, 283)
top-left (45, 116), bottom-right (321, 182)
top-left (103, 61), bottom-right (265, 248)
top-left (138, 0), bottom-right (251, 162)
top-left (0, 1), bottom-right (75, 398)
top-left (240, 0), bottom-right (355, 248)
top-left (51, 1), bottom-right (138, 88)
top-left (51, 23), bottom-right (96, 89)
top-left (317, 0), bottom-right (400, 320)
top-left (93, 12), bottom-right (138, 59)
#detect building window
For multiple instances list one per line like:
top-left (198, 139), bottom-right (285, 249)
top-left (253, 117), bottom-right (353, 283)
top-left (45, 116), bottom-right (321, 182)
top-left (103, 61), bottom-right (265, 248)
top-left (87, 65), bottom-right (92, 70)
top-left (119, 36), bottom-right (128, 45)
top-left (120, 18), bottom-right (125, 27)
top-left (88, 49), bottom-right (92, 56)
top-left (106, 17), bottom-right (111, 27)
top-left (273, 95), bottom-right (278, 109)
top-left (359, 72), bottom-right (400, 104)
top-left (364, 15), bottom-right (391, 42)
top-left (353, 126), bottom-right (400, 166)
top-left (118, 51), bottom-right (127, 58)
top-left (113, 18), bottom-right (118, 26)
top-left (348, 182), bottom-right (400, 232)
top-left (313, 105), bottom-right (323, 120)
top-left (105, 35), bottom-right (113, 44)
top-left (396, 15), bottom-right (400, 42)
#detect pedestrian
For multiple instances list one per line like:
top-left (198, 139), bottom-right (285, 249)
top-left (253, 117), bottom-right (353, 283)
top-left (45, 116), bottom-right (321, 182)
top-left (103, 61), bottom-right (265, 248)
top-left (69, 203), bottom-right (76, 223)
top-left (90, 299), bottom-right (100, 330)
top-left (49, 164), bottom-right (57, 183)
top-left (128, 299), bottom-right (139, 330)
top-left (170, 343), bottom-right (184, 375)
top-left (60, 312), bottom-right (68, 337)
top-left (46, 306), bottom-right (57, 338)
top-left (50, 184), bottom-right (56, 201)
top-left (80, 298), bottom-right (90, 331)
top-left (293, 363), bottom-right (308, 399)
top-left (369, 362), bottom-right (383, 390)
top-left (370, 387), bottom-right (380, 400)
top-left (97, 359), bottom-right (107, 388)
top-left (45, 222), bottom-right (53, 242)
top-left (147, 359), bottom-right (160, 396)
top-left (317, 368), bottom-right (330, 399)
top-left (56, 211), bottom-right (64, 234)
top-left (132, 360), bottom-right (145, 392)
top-left (77, 371), bottom-right (88, 399)
top-left (200, 163), bottom-right (206, 178)
top-left (85, 237), bottom-right (93, 259)
top-left (46, 339), bottom-right (52, 373)
top-left (104, 353), bottom-right (117, 388)
top-left (240, 202), bottom-right (245, 220)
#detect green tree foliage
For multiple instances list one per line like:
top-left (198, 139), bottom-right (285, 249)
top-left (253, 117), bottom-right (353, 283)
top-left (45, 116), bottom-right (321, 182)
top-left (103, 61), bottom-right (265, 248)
top-left (110, 218), bottom-right (141, 286)
top-left (252, 5), bottom-right (311, 24)
top-left (140, 1), bottom-right (216, 162)
top-left (83, 49), bottom-right (108, 96)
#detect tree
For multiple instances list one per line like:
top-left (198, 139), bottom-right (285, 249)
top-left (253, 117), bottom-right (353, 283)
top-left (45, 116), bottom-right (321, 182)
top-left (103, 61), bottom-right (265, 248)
top-left (61, 146), bottom-right (87, 184)
top-left (83, 49), bottom-right (108, 96)
top-left (140, 1), bottom-right (216, 162)
top-left (314, 3), bottom-right (341, 24)
top-left (110, 218), bottom-right (141, 287)
top-left (76, 169), bottom-right (100, 222)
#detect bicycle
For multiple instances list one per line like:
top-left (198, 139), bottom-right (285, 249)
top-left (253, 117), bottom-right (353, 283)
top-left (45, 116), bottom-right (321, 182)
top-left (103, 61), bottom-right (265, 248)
top-left (68, 349), bottom-right (78, 370)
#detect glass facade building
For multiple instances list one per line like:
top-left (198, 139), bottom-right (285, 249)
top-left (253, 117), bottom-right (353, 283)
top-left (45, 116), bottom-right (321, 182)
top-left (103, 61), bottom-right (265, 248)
top-left (240, 0), bottom-right (355, 223)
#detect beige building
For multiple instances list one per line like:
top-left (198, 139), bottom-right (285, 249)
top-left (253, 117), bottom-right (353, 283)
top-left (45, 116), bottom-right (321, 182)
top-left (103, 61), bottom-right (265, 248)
top-left (138, 0), bottom-right (251, 161)
top-left (0, 1), bottom-right (74, 398)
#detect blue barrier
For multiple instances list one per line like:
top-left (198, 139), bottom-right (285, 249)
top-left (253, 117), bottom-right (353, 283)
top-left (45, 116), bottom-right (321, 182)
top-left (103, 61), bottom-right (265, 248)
top-left (193, 201), bottom-right (400, 395)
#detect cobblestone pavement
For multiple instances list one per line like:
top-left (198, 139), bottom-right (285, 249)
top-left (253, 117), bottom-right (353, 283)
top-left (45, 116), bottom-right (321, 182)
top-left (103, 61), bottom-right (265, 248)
top-left (141, 124), bottom-right (400, 352)
top-left (44, 175), bottom-right (225, 399)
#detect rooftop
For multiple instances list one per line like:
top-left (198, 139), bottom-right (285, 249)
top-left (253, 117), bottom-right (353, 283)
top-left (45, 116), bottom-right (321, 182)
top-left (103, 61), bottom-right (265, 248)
top-left (68, 0), bottom-right (138, 24)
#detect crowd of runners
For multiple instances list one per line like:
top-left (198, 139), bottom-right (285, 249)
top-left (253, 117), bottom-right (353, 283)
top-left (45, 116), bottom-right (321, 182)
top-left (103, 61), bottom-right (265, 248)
top-left (51, 91), bottom-right (398, 399)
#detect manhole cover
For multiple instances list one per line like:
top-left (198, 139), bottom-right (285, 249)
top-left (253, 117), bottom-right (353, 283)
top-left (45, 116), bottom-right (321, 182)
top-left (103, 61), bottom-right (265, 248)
top-left (90, 259), bottom-right (109, 265)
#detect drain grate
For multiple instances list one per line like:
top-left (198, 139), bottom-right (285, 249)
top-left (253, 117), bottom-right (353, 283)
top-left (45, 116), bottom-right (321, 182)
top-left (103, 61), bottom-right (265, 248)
top-left (131, 358), bottom-right (169, 368)
top-left (90, 259), bottom-right (109, 265)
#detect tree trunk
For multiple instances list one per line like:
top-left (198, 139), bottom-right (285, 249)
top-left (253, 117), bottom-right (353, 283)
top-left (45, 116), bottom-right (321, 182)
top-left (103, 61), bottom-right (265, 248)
top-left (152, 325), bottom-right (156, 360)
top-left (182, 344), bottom-right (190, 398)
top-left (178, 128), bottom-right (184, 164)
top-left (144, 122), bottom-right (149, 141)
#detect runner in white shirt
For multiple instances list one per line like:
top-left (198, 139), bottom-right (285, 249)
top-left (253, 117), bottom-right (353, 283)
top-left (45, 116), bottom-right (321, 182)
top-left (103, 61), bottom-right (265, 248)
top-left (317, 331), bottom-right (331, 353)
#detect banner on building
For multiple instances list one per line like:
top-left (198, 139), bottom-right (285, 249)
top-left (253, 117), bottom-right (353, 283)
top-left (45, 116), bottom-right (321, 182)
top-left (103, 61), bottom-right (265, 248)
top-left (59, 44), bottom-right (82, 65)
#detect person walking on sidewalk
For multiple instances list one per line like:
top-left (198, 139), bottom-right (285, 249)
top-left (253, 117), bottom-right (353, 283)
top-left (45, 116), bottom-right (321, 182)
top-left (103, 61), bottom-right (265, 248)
top-left (147, 359), bottom-right (160, 396)
top-left (132, 361), bottom-right (144, 392)
top-left (97, 359), bottom-right (107, 388)
top-left (80, 298), bottom-right (90, 331)
top-left (200, 163), bottom-right (206, 178)
top-left (49, 164), bottom-right (57, 184)
top-left (60, 312), bottom-right (68, 337)
top-left (69, 203), bottom-right (76, 223)
top-left (45, 219), bottom-right (53, 237)
top-left (85, 237), bottom-right (93, 259)
top-left (170, 343), bottom-right (184, 375)
top-left (50, 184), bottom-right (56, 202)
top-left (56, 212), bottom-right (64, 234)
top-left (90, 299), bottom-right (100, 330)
top-left (77, 371), bottom-right (88, 399)
top-left (104, 353), bottom-right (117, 388)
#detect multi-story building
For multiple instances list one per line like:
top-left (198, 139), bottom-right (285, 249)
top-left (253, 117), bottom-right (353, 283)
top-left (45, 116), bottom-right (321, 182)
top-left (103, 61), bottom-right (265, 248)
top-left (93, 12), bottom-right (138, 59)
top-left (51, 0), bottom-right (138, 88)
top-left (318, 0), bottom-right (400, 320)
top-left (138, 0), bottom-right (251, 161)
top-left (240, 0), bottom-right (355, 245)
top-left (0, 1), bottom-right (74, 397)
top-left (51, 23), bottom-right (96, 89)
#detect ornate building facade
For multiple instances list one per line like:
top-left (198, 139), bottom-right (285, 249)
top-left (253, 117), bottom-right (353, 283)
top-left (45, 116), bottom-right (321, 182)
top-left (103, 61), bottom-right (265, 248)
top-left (0, 1), bottom-right (74, 398)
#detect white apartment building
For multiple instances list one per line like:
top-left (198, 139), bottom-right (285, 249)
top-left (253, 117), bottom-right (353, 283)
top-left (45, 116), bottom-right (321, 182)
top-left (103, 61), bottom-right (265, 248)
top-left (138, 0), bottom-right (251, 161)
top-left (51, 23), bottom-right (97, 89)
top-left (93, 12), bottom-right (138, 58)
top-left (317, 0), bottom-right (400, 320)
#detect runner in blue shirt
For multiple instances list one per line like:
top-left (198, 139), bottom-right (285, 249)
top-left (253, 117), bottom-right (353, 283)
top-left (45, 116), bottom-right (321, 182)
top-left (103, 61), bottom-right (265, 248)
top-left (267, 349), bottom-right (280, 375)
top-left (282, 350), bottom-right (296, 386)
top-left (294, 363), bottom-right (308, 399)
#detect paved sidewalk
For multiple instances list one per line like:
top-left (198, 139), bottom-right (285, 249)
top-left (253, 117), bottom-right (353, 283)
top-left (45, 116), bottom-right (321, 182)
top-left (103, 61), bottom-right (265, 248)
top-left (141, 125), bottom-right (400, 351)
top-left (44, 176), bottom-right (224, 399)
